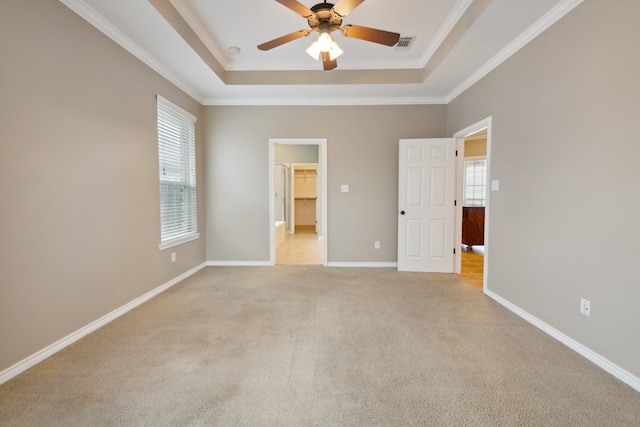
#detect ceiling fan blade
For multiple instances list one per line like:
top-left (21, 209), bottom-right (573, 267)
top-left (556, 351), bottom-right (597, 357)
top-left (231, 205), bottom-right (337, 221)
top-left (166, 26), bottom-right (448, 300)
top-left (322, 52), bottom-right (337, 70)
top-left (257, 30), bottom-right (311, 51)
top-left (341, 24), bottom-right (400, 46)
top-left (332, 0), bottom-right (365, 17)
top-left (275, 0), bottom-right (315, 18)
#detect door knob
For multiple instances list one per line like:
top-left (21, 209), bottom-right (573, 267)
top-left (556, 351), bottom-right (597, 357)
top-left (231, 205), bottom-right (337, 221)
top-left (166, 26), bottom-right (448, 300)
top-left (400, 210), bottom-right (405, 215)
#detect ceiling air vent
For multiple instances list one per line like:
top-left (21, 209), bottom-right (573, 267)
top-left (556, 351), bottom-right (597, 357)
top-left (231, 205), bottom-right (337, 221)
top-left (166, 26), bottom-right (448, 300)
top-left (394, 36), bottom-right (415, 50)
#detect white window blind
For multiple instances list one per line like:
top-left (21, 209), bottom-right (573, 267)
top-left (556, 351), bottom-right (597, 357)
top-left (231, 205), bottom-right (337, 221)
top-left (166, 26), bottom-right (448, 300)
top-left (157, 96), bottom-right (197, 247)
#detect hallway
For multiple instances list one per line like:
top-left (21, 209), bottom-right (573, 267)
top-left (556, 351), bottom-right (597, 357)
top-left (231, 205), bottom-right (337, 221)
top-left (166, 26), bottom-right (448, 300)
top-left (276, 226), bottom-right (322, 265)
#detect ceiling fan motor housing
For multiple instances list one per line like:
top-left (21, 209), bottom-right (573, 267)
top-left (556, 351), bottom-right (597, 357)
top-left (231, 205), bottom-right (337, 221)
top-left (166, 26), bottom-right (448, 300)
top-left (308, 2), bottom-right (342, 33)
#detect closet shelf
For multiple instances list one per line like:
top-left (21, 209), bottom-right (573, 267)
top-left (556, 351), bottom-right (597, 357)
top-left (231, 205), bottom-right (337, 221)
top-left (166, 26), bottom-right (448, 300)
top-left (294, 197), bottom-right (317, 200)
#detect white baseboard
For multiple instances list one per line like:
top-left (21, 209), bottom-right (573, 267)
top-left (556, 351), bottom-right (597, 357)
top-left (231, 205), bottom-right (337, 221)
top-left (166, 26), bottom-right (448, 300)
top-left (326, 262), bottom-right (398, 268)
top-left (206, 261), bottom-right (272, 267)
top-left (0, 262), bottom-right (207, 386)
top-left (484, 289), bottom-right (640, 393)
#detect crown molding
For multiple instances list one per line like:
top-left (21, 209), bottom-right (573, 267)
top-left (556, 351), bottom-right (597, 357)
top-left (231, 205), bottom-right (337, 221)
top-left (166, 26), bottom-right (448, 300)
top-left (169, 0), bottom-right (230, 69)
top-left (225, 58), bottom-right (425, 72)
top-left (59, 0), bottom-right (205, 104)
top-left (445, 0), bottom-right (584, 103)
top-left (169, 0), bottom-right (426, 73)
top-left (419, 0), bottom-right (474, 67)
top-left (203, 97), bottom-right (448, 106)
top-left (59, 0), bottom-right (584, 108)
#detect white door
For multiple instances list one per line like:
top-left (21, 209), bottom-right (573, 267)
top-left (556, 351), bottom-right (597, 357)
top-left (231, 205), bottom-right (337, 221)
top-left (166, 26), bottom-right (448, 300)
top-left (316, 152), bottom-right (323, 237)
top-left (398, 138), bottom-right (456, 272)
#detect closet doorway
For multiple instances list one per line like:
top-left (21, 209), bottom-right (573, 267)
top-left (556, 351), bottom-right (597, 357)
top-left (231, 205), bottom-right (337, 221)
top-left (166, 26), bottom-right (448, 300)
top-left (269, 139), bottom-right (327, 266)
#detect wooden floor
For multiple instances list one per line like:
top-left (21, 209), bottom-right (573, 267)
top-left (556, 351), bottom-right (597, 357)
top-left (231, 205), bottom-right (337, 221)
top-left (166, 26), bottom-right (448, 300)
top-left (461, 245), bottom-right (484, 290)
top-left (276, 226), bottom-right (322, 265)
top-left (277, 230), bottom-right (482, 288)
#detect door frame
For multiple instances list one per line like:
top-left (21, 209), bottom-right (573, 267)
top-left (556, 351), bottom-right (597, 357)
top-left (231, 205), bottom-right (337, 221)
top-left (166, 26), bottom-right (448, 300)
top-left (269, 138), bottom-right (328, 266)
top-left (453, 117), bottom-right (492, 291)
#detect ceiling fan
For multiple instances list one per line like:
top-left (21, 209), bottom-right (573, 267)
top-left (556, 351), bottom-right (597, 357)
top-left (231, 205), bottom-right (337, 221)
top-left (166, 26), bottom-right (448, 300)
top-left (257, 0), bottom-right (401, 70)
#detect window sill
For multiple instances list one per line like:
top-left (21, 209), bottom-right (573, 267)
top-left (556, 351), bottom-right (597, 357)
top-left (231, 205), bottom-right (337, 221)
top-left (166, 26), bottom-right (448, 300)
top-left (159, 233), bottom-right (200, 251)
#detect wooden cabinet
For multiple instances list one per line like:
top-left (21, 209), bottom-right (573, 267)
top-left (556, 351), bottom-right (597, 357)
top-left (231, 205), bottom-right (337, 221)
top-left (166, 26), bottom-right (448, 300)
top-left (462, 206), bottom-right (485, 248)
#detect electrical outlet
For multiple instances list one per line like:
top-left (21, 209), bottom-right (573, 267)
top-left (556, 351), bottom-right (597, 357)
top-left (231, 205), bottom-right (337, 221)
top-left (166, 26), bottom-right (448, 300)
top-left (171, 252), bottom-right (176, 263)
top-left (580, 298), bottom-right (590, 317)
top-left (374, 241), bottom-right (380, 249)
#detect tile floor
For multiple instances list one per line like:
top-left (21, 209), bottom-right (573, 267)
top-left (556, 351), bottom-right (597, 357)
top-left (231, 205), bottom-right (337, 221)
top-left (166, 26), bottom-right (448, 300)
top-left (461, 245), bottom-right (484, 290)
top-left (276, 226), bottom-right (323, 265)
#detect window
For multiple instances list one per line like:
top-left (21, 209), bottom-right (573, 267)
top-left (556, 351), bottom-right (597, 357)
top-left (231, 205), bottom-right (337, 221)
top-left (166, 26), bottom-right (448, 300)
top-left (464, 159), bottom-right (487, 207)
top-left (157, 96), bottom-right (198, 249)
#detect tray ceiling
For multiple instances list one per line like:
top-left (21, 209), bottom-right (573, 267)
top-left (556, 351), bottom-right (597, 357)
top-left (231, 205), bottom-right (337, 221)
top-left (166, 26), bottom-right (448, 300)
top-left (60, 0), bottom-right (583, 105)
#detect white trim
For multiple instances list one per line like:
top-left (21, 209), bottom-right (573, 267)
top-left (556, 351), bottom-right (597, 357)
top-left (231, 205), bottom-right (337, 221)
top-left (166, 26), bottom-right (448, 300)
top-left (58, 0), bottom-right (205, 104)
top-left (419, 0), bottom-right (474, 67)
top-left (158, 233), bottom-right (200, 250)
top-left (175, 0), bottom-right (473, 73)
top-left (463, 155), bottom-right (487, 161)
top-left (157, 95), bottom-right (197, 123)
top-left (485, 290), bottom-right (640, 393)
top-left (327, 262), bottom-right (398, 268)
top-left (226, 59), bottom-right (425, 72)
top-left (0, 262), bottom-right (207, 386)
top-left (453, 117), bottom-right (492, 291)
top-left (58, 0), bottom-right (582, 108)
top-left (269, 139), bottom-right (328, 267)
top-left (169, 0), bottom-right (230, 70)
top-left (206, 261), bottom-right (272, 267)
top-left (204, 97), bottom-right (448, 107)
top-left (445, 0), bottom-right (584, 103)
top-left (453, 119), bottom-right (492, 140)
top-left (454, 137), bottom-right (465, 275)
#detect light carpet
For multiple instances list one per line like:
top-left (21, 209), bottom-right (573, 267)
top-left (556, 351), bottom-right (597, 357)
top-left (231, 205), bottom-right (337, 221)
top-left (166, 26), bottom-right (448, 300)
top-left (1, 266), bottom-right (639, 426)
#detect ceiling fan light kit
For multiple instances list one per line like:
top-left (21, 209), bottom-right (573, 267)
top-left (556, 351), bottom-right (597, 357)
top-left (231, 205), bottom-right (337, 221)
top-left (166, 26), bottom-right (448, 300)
top-left (316, 32), bottom-right (333, 52)
top-left (257, 0), bottom-right (400, 70)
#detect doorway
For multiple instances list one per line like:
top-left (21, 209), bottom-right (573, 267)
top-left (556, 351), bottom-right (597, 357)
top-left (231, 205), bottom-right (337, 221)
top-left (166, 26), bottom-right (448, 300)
top-left (460, 130), bottom-right (487, 290)
top-left (269, 139), bottom-right (327, 266)
top-left (453, 118), bottom-right (492, 292)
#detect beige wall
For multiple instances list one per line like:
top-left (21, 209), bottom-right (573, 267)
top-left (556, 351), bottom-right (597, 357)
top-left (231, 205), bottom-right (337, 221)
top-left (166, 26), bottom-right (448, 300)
top-left (447, 0), bottom-right (640, 378)
top-left (203, 105), bottom-right (447, 263)
top-left (275, 144), bottom-right (319, 164)
top-left (464, 138), bottom-right (487, 157)
top-left (0, 0), bottom-right (206, 372)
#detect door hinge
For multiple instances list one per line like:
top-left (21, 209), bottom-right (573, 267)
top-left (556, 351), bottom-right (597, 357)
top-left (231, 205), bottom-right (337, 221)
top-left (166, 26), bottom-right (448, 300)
top-left (453, 248), bottom-right (456, 254)
top-left (454, 200), bottom-right (457, 206)
top-left (455, 150), bottom-right (458, 157)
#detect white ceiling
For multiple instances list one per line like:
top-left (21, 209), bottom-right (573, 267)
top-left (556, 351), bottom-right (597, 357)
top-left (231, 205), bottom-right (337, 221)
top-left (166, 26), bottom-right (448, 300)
top-left (60, 0), bottom-right (582, 105)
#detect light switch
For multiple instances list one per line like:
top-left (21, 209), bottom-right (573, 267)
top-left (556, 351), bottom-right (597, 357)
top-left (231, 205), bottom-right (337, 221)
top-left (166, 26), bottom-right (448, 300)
top-left (491, 180), bottom-right (500, 191)
top-left (341, 185), bottom-right (349, 193)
